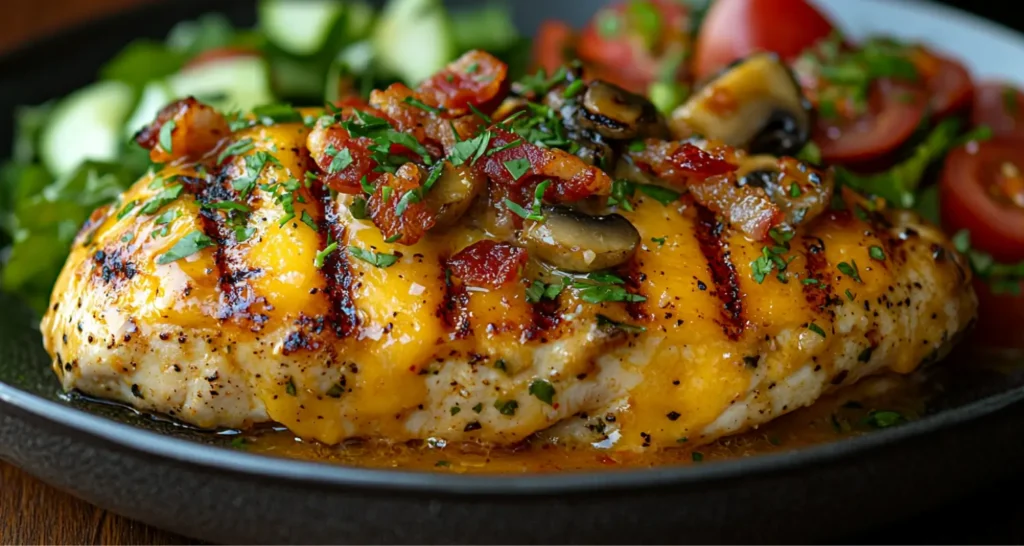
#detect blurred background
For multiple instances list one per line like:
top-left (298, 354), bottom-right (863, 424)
top-left (0, 0), bottom-right (1019, 55)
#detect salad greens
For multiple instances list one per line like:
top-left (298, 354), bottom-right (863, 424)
top-left (0, 0), bottom-right (527, 314)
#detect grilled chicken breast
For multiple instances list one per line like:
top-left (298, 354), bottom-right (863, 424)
top-left (41, 51), bottom-right (977, 451)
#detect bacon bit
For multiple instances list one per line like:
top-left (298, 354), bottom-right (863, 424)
top-left (307, 120), bottom-right (381, 194)
top-left (418, 50), bottom-right (509, 116)
top-left (480, 129), bottom-right (613, 201)
top-left (134, 97), bottom-right (229, 164)
top-left (448, 240), bottom-right (528, 289)
top-left (367, 163), bottom-right (436, 245)
top-left (630, 140), bottom-right (786, 240)
top-left (670, 142), bottom-right (740, 177)
top-left (689, 176), bottom-right (784, 241)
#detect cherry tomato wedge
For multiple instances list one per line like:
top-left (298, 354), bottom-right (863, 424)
top-left (968, 277), bottom-right (1024, 350)
top-left (183, 46), bottom-right (262, 71)
top-left (972, 82), bottom-right (1024, 139)
top-left (814, 80), bottom-right (927, 165)
top-left (575, 0), bottom-right (691, 94)
top-left (693, 0), bottom-right (835, 81)
top-left (915, 49), bottom-right (974, 118)
top-left (533, 20), bottom-right (576, 76)
top-left (940, 137), bottom-right (1024, 264)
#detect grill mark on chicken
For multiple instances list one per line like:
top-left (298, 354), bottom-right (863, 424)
top-left (315, 187), bottom-right (360, 337)
top-left (439, 257), bottom-right (472, 339)
top-left (194, 175), bottom-right (264, 326)
top-left (695, 206), bottom-right (744, 340)
top-left (89, 247), bottom-right (137, 290)
top-left (801, 236), bottom-right (834, 313)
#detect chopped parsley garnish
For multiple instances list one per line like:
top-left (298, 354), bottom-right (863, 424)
top-left (691, 452), bottom-right (704, 462)
top-left (869, 246), bottom-right (886, 261)
top-left (314, 242), bottom-right (338, 269)
top-left (450, 405), bottom-right (461, 416)
top-left (570, 271), bottom-right (646, 304)
top-left (494, 399), bottom-right (519, 416)
top-left (202, 200), bottom-right (251, 213)
top-left (503, 158), bottom-right (531, 181)
top-left (339, 109), bottom-right (432, 171)
top-left (472, 402), bottom-right (483, 413)
top-left (285, 379), bottom-right (297, 396)
top-left (607, 179), bottom-right (636, 211)
top-left (858, 347), bottom-right (874, 362)
top-left (528, 378), bottom-right (556, 405)
top-left (349, 246), bottom-right (399, 268)
top-left (217, 138), bottom-right (254, 164)
top-left (350, 197), bottom-right (369, 220)
top-left (252, 103), bottom-right (303, 125)
top-left (789, 182), bottom-right (803, 197)
top-left (751, 236), bottom-right (795, 284)
top-left (802, 278), bottom-right (820, 285)
top-left (525, 279), bottom-right (564, 303)
top-left (384, 233), bottom-right (402, 243)
top-left (327, 146), bottom-right (354, 174)
top-left (638, 184), bottom-right (681, 205)
top-left (505, 180), bottom-right (550, 221)
top-left (301, 211), bottom-right (318, 231)
top-left (158, 120), bottom-right (175, 152)
top-left (516, 66), bottom-right (568, 96)
top-left (837, 260), bottom-right (863, 283)
top-left (596, 314), bottom-right (647, 333)
top-left (394, 189), bottom-right (422, 217)
top-left (139, 184), bottom-right (183, 215)
top-left (563, 79), bottom-right (586, 99)
top-left (651, 236), bottom-right (667, 246)
top-left (232, 151), bottom-right (280, 198)
top-left (403, 96), bottom-right (444, 114)
top-left (156, 230), bottom-right (214, 265)
top-left (807, 322), bottom-right (827, 338)
top-left (151, 209), bottom-right (180, 238)
top-left (116, 200), bottom-right (139, 220)
top-left (845, 289), bottom-right (855, 301)
top-left (449, 131), bottom-right (492, 167)
top-left (864, 410), bottom-right (905, 429)
top-left (487, 138), bottom-right (523, 156)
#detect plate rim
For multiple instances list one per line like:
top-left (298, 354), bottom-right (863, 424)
top-left (2, 0), bottom-right (1024, 495)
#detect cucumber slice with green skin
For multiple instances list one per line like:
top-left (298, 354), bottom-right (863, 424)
top-left (372, 0), bottom-right (456, 86)
top-left (124, 81), bottom-right (174, 141)
top-left (450, 4), bottom-right (519, 53)
top-left (324, 41), bottom-right (376, 102)
top-left (171, 55), bottom-right (276, 113)
top-left (259, 0), bottom-right (347, 57)
top-left (40, 80), bottom-right (135, 178)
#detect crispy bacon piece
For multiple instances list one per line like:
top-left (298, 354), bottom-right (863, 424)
top-left (628, 140), bottom-right (786, 240)
top-left (306, 118), bottom-right (381, 194)
top-left (448, 240), bottom-right (528, 289)
top-left (367, 163), bottom-right (436, 245)
top-left (134, 97), bottom-right (229, 164)
top-left (418, 50), bottom-right (509, 116)
top-left (480, 129), bottom-right (614, 202)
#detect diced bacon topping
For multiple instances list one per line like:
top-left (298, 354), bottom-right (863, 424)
top-left (448, 240), bottom-right (528, 288)
top-left (417, 50), bottom-right (509, 116)
top-left (367, 163), bottom-right (436, 245)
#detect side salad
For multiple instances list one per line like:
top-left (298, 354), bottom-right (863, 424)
top-left (0, 0), bottom-right (527, 313)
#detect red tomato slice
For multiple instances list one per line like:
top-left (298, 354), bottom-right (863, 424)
top-left (575, 0), bottom-right (691, 93)
top-left (972, 81), bottom-right (1024, 139)
top-left (917, 49), bottom-right (974, 118)
top-left (814, 80), bottom-right (927, 165)
top-left (693, 0), bottom-right (835, 81)
top-left (940, 137), bottom-right (1024, 264)
top-left (968, 277), bottom-right (1024, 350)
top-left (533, 20), bottom-right (576, 76)
top-left (183, 46), bottom-right (262, 71)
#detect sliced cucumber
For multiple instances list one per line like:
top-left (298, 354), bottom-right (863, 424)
top-left (40, 80), bottom-right (135, 178)
top-left (325, 41), bottom-right (376, 102)
top-left (343, 1), bottom-right (376, 42)
top-left (450, 3), bottom-right (519, 53)
top-left (259, 0), bottom-right (347, 57)
top-left (373, 0), bottom-right (455, 85)
top-left (124, 80), bottom-right (174, 141)
top-left (171, 55), bottom-right (275, 113)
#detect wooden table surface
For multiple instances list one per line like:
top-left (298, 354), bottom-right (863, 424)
top-left (3, 1), bottom-right (1024, 544)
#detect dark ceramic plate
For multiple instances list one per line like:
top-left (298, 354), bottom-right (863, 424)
top-left (3, 0), bottom-right (1024, 544)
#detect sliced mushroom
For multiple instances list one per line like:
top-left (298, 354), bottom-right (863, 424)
top-left (735, 153), bottom-right (834, 227)
top-left (670, 52), bottom-right (811, 156)
top-left (524, 205), bottom-right (640, 273)
top-left (577, 81), bottom-right (669, 141)
top-left (426, 161), bottom-right (486, 228)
